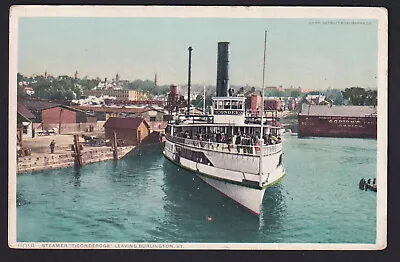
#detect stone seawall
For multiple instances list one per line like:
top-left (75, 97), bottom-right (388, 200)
top-left (17, 146), bottom-right (134, 174)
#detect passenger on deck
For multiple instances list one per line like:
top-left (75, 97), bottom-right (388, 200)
top-left (235, 133), bottom-right (241, 153)
top-left (263, 134), bottom-right (268, 145)
top-left (216, 131), bottom-right (221, 149)
top-left (227, 136), bottom-right (233, 152)
top-left (249, 136), bottom-right (254, 154)
top-left (216, 131), bottom-right (221, 143)
top-left (255, 140), bottom-right (260, 154)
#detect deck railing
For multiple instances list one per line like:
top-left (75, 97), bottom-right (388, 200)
top-left (165, 134), bottom-right (282, 156)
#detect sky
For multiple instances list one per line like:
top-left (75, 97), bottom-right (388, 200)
top-left (17, 17), bottom-right (378, 90)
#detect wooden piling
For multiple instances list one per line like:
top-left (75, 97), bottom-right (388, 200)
top-left (72, 134), bottom-right (83, 167)
top-left (113, 131), bottom-right (118, 160)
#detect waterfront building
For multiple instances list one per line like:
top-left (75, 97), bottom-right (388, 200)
top-left (264, 98), bottom-right (284, 112)
top-left (298, 104), bottom-right (377, 138)
top-left (84, 89), bottom-right (150, 101)
top-left (245, 94), bottom-right (284, 115)
top-left (17, 113), bottom-right (32, 156)
top-left (103, 117), bottom-right (150, 146)
top-left (41, 104), bottom-right (96, 131)
top-left (73, 105), bottom-right (167, 132)
top-left (20, 99), bottom-right (60, 123)
top-left (72, 105), bottom-right (148, 120)
top-left (17, 109), bottom-right (34, 139)
top-left (17, 101), bottom-right (36, 137)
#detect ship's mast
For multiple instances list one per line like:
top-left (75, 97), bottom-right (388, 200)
top-left (259, 30), bottom-right (267, 187)
top-left (203, 84), bottom-right (206, 115)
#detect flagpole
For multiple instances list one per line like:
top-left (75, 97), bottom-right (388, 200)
top-left (259, 30), bottom-right (267, 187)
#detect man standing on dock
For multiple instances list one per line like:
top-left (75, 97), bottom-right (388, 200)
top-left (50, 140), bottom-right (55, 154)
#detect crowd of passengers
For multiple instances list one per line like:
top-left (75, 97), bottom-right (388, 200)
top-left (175, 130), bottom-right (282, 154)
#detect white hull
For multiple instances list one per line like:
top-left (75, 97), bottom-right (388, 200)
top-left (163, 142), bottom-right (285, 216)
top-left (197, 175), bottom-right (265, 215)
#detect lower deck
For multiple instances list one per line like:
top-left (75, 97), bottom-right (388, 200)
top-left (163, 138), bottom-right (285, 189)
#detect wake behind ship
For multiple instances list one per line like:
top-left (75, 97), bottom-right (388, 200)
top-left (163, 41), bottom-right (285, 216)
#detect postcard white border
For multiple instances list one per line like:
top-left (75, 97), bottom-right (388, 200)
top-left (9, 5), bottom-right (388, 250)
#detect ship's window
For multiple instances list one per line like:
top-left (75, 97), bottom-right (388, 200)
top-left (213, 101), bottom-right (217, 109)
top-left (224, 100), bottom-right (231, 109)
top-left (232, 101), bottom-right (238, 109)
top-left (238, 101), bottom-right (243, 109)
top-left (217, 101), bottom-right (223, 109)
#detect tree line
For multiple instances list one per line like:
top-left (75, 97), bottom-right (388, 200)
top-left (17, 73), bottom-right (170, 100)
top-left (341, 87), bottom-right (377, 106)
top-left (17, 73), bottom-right (377, 106)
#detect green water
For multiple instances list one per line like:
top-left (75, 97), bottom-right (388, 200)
top-left (16, 135), bottom-right (377, 243)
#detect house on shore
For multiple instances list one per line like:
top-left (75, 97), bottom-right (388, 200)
top-left (103, 117), bottom-right (150, 146)
top-left (17, 101), bottom-right (36, 139)
top-left (74, 105), bottom-right (167, 132)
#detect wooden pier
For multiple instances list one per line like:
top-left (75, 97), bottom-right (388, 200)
top-left (16, 134), bottom-right (135, 174)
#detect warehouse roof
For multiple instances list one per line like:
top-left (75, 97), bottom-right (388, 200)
top-left (22, 99), bottom-right (59, 112)
top-left (72, 105), bottom-right (149, 114)
top-left (103, 117), bottom-right (150, 130)
top-left (73, 105), bottom-right (165, 115)
top-left (17, 101), bottom-right (35, 119)
top-left (300, 104), bottom-right (377, 117)
top-left (42, 104), bottom-right (86, 113)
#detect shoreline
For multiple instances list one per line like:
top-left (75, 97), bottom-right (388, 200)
top-left (17, 145), bottom-right (135, 174)
top-left (16, 133), bottom-right (140, 174)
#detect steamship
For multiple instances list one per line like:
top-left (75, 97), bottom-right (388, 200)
top-left (163, 41), bottom-right (285, 216)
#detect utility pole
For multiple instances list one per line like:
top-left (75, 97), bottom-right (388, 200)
top-left (59, 108), bottom-right (63, 134)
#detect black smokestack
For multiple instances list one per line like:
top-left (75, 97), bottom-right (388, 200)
top-left (216, 42), bottom-right (230, 97)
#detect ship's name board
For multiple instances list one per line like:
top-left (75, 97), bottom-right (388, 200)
top-left (214, 110), bottom-right (244, 115)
